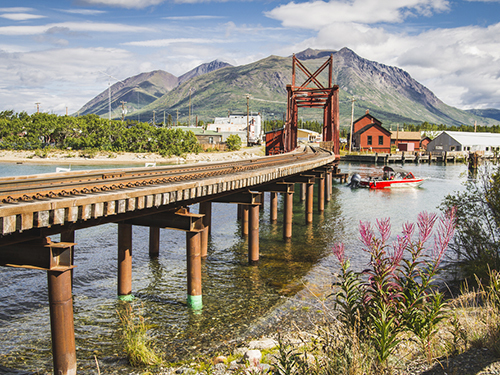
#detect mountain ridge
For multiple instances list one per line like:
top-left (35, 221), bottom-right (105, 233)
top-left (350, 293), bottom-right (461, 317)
top-left (76, 48), bottom-right (499, 128)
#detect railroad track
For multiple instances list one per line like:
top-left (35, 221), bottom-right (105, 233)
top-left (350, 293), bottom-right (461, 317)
top-left (0, 148), bottom-right (330, 204)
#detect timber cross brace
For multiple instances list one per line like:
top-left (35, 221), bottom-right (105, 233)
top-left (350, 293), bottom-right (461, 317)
top-left (284, 54), bottom-right (340, 154)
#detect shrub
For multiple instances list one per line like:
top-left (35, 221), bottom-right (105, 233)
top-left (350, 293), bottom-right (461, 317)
top-left (441, 165), bottom-right (500, 282)
top-left (226, 134), bottom-right (242, 151)
top-left (331, 209), bottom-right (456, 367)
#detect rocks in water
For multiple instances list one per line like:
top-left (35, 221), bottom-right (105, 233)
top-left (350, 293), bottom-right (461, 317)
top-left (244, 349), bottom-right (262, 367)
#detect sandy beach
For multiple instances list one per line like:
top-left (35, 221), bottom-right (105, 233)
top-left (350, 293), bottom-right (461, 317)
top-left (0, 146), bottom-right (267, 166)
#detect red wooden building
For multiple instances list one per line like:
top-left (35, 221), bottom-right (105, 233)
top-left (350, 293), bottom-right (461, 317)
top-left (350, 110), bottom-right (391, 152)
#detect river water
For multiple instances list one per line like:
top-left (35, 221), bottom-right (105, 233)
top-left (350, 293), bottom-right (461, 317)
top-left (0, 161), bottom-right (469, 373)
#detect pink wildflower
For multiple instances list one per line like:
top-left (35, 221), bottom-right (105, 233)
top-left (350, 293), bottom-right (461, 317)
top-left (417, 211), bottom-right (438, 244)
top-left (432, 207), bottom-right (456, 267)
top-left (376, 217), bottom-right (391, 244)
top-left (359, 221), bottom-right (374, 248)
top-left (333, 243), bottom-right (346, 266)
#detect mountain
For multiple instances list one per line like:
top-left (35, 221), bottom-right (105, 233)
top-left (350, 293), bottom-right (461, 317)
top-left (178, 60), bottom-right (232, 86)
top-left (76, 60), bottom-right (232, 118)
top-left (466, 108), bottom-right (500, 122)
top-left (78, 48), bottom-right (499, 128)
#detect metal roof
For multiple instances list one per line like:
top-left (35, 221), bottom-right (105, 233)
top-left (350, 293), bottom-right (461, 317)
top-left (443, 131), bottom-right (500, 146)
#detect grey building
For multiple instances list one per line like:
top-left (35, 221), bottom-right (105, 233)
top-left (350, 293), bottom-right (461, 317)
top-left (427, 131), bottom-right (500, 156)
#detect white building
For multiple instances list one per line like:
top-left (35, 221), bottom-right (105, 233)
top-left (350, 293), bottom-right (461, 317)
top-left (207, 111), bottom-right (262, 145)
top-left (427, 131), bottom-right (500, 156)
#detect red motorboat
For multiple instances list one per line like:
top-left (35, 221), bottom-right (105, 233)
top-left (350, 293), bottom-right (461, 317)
top-left (349, 166), bottom-right (425, 189)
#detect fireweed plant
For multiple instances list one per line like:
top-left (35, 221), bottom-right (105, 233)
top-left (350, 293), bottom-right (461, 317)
top-left (332, 209), bottom-right (456, 366)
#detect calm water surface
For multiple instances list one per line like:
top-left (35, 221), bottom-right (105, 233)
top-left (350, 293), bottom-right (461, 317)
top-left (0, 161), bottom-right (469, 373)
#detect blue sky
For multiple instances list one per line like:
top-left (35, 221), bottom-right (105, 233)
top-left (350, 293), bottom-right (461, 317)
top-left (1, 0), bottom-right (500, 118)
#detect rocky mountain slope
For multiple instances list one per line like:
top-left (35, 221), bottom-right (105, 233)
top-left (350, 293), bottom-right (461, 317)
top-left (77, 48), bottom-right (499, 128)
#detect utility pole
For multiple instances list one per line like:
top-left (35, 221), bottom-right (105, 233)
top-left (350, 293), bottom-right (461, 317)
top-left (35, 102), bottom-right (41, 114)
top-left (120, 101), bottom-right (127, 122)
top-left (163, 111), bottom-right (165, 127)
top-left (189, 88), bottom-right (192, 127)
top-left (349, 97), bottom-right (356, 153)
top-left (152, 110), bottom-right (156, 126)
top-left (246, 95), bottom-right (250, 147)
top-left (176, 109), bottom-right (179, 126)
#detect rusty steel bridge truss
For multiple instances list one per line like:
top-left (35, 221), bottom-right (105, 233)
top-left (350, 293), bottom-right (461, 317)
top-left (283, 54), bottom-right (340, 154)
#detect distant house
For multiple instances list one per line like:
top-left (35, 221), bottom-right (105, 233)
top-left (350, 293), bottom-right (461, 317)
top-left (350, 110), bottom-right (391, 152)
top-left (427, 131), bottom-right (500, 156)
top-left (420, 136), bottom-right (431, 150)
top-left (297, 128), bottom-right (321, 143)
top-left (391, 131), bottom-right (422, 151)
top-left (206, 111), bottom-right (262, 145)
top-left (177, 126), bottom-right (223, 148)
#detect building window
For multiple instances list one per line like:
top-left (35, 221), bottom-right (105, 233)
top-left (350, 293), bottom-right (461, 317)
top-left (378, 136), bottom-right (383, 145)
top-left (209, 137), bottom-right (214, 144)
top-left (367, 136), bottom-right (372, 146)
top-left (486, 147), bottom-right (490, 151)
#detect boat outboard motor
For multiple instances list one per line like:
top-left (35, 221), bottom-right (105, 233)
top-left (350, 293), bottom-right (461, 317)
top-left (348, 173), bottom-right (362, 188)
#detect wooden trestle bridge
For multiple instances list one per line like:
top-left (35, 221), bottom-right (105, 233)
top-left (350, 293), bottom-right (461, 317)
top-left (0, 146), bottom-right (340, 375)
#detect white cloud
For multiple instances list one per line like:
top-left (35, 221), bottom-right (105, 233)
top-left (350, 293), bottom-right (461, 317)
top-left (266, 0), bottom-right (450, 30)
top-left (0, 13), bottom-right (46, 21)
top-left (0, 21), bottom-right (154, 36)
top-left (123, 38), bottom-right (223, 47)
top-left (58, 9), bottom-right (107, 15)
top-left (76, 0), bottom-right (166, 8)
top-left (0, 7), bottom-right (35, 12)
top-left (163, 15), bottom-right (224, 20)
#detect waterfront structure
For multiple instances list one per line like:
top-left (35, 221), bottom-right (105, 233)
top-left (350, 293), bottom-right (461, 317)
top-left (391, 131), bottom-right (422, 151)
top-left (350, 110), bottom-right (391, 152)
top-left (176, 126), bottom-right (223, 148)
top-left (427, 131), bottom-right (500, 155)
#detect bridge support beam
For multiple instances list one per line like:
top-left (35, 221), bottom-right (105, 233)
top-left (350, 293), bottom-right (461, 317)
top-left (318, 175), bottom-right (325, 213)
top-left (149, 227), bottom-right (160, 258)
top-left (186, 230), bottom-right (203, 310)
top-left (118, 223), bottom-right (133, 300)
top-left (300, 183), bottom-right (306, 201)
top-left (326, 170), bottom-right (332, 202)
top-left (199, 201), bottom-right (212, 258)
top-left (283, 191), bottom-right (293, 239)
top-left (241, 205), bottom-right (249, 237)
top-left (248, 204), bottom-right (260, 264)
top-left (48, 268), bottom-right (77, 375)
top-left (270, 192), bottom-right (278, 222)
top-left (306, 183), bottom-right (314, 224)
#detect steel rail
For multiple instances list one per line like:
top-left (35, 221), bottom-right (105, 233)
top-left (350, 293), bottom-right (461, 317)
top-left (0, 149), bottom-right (327, 204)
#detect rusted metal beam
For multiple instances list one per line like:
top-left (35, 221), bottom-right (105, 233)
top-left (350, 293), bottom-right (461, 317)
top-left (124, 208), bottom-right (204, 232)
top-left (253, 182), bottom-right (295, 193)
top-left (270, 192), bottom-right (278, 222)
top-left (306, 183), bottom-right (314, 224)
top-left (0, 237), bottom-right (75, 271)
top-left (283, 191), bottom-right (293, 239)
top-left (149, 227), bottom-right (160, 257)
top-left (212, 191), bottom-right (262, 205)
top-left (241, 205), bottom-right (249, 237)
top-left (284, 175), bottom-right (315, 184)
